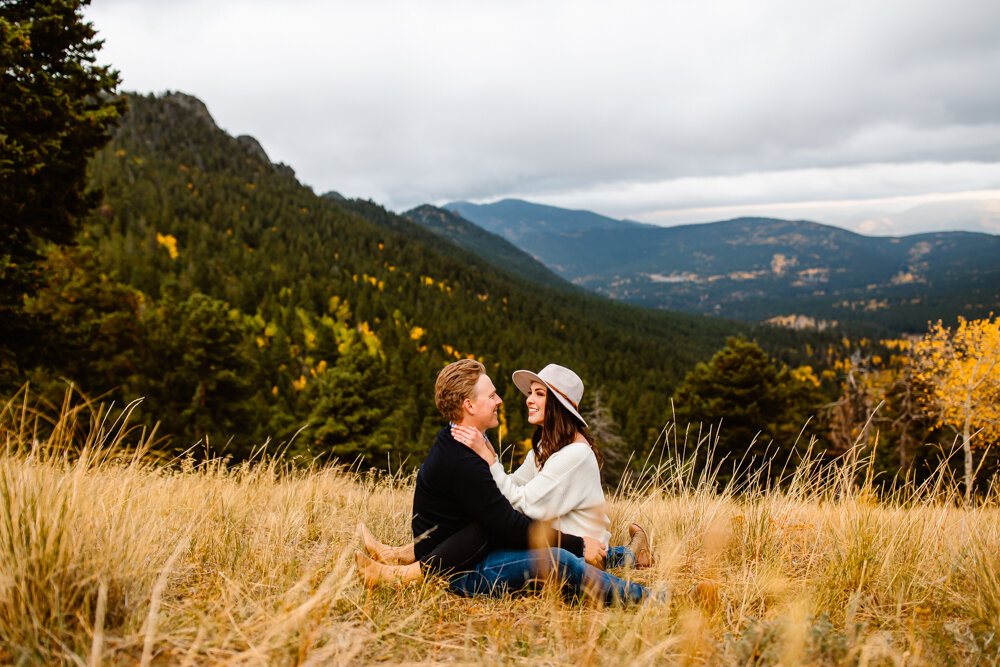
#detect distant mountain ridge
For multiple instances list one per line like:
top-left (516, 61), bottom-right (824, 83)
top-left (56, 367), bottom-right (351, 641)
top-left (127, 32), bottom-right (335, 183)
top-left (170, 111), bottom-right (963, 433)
top-left (444, 199), bottom-right (1000, 333)
top-left (446, 198), bottom-right (643, 243)
top-left (403, 205), bottom-right (575, 291)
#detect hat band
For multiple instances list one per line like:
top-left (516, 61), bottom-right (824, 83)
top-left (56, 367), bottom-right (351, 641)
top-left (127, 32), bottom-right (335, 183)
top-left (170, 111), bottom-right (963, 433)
top-left (548, 383), bottom-right (579, 411)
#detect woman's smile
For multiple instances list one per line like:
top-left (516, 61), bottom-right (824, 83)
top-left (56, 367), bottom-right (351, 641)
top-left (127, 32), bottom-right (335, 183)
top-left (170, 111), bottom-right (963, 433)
top-left (526, 382), bottom-right (547, 425)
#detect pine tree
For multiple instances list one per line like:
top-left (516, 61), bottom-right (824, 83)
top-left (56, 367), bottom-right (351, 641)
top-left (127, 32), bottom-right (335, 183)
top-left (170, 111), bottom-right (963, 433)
top-left (0, 0), bottom-right (126, 369)
top-left (671, 336), bottom-right (822, 480)
top-left (138, 293), bottom-right (260, 451)
top-left (297, 343), bottom-right (401, 466)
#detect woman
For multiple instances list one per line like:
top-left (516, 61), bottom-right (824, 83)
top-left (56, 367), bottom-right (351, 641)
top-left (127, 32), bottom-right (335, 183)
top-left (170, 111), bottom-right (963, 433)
top-left (356, 363), bottom-right (652, 585)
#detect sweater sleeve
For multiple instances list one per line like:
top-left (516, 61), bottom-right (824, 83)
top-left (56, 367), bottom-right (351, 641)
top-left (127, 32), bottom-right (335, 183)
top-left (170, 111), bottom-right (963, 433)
top-left (449, 447), bottom-right (584, 557)
top-left (488, 443), bottom-right (600, 521)
top-left (505, 450), bottom-right (538, 487)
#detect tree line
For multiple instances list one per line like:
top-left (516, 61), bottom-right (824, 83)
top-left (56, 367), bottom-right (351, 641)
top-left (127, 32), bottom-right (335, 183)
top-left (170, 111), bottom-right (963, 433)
top-left (3, 1), bottom-right (996, 496)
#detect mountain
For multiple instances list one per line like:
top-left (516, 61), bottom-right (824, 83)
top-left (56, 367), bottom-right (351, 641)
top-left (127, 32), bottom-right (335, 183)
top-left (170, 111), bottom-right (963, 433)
top-left (403, 205), bottom-right (575, 291)
top-left (45, 92), bottom-right (833, 469)
top-left (446, 198), bottom-right (643, 244)
top-left (447, 200), bottom-right (1000, 334)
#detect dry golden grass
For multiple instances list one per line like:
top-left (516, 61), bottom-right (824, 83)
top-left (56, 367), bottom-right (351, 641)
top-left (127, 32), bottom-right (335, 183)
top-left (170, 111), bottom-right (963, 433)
top-left (3, 388), bottom-right (1000, 665)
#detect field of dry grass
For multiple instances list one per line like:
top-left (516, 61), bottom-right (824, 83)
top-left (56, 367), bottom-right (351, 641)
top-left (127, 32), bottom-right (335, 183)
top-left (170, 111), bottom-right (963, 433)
top-left (3, 389), bottom-right (1000, 665)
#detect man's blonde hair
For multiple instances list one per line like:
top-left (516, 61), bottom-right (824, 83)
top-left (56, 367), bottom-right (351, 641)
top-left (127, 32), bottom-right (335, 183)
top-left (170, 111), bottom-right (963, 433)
top-left (435, 359), bottom-right (486, 422)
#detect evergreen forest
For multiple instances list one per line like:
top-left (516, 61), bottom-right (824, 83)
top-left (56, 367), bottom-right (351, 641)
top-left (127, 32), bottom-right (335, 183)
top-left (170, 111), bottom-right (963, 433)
top-left (3, 92), bottom-right (839, 474)
top-left (8, 85), bottom-right (991, 488)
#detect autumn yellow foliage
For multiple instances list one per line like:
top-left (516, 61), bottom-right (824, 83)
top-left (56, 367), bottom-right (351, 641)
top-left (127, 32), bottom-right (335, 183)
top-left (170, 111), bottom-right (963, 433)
top-left (154, 233), bottom-right (178, 260)
top-left (912, 314), bottom-right (1000, 499)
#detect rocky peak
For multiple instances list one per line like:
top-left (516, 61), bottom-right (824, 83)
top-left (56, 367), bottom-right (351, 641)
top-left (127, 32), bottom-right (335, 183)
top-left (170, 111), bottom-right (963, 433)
top-left (237, 135), bottom-right (271, 164)
top-left (162, 92), bottom-right (215, 127)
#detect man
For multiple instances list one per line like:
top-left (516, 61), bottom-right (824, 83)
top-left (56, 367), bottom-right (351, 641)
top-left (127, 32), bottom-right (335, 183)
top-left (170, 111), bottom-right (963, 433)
top-left (363, 359), bottom-right (655, 605)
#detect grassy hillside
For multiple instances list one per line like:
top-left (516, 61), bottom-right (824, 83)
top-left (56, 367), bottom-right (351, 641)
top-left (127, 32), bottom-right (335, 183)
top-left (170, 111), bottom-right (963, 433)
top-left (3, 395), bottom-right (998, 664)
top-left (21, 91), bottom-right (832, 465)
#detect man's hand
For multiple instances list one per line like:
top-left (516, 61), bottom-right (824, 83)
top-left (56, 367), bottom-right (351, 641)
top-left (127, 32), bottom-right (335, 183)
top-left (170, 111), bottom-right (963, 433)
top-left (451, 424), bottom-right (497, 465)
top-left (582, 536), bottom-right (606, 567)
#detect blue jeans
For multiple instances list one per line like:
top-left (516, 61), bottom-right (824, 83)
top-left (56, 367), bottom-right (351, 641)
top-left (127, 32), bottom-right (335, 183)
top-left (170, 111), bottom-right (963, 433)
top-left (606, 545), bottom-right (637, 569)
top-left (446, 548), bottom-right (650, 606)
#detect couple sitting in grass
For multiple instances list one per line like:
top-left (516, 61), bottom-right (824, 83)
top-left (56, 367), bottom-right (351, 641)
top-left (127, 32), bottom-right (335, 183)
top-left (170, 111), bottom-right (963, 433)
top-left (356, 359), bottom-right (659, 606)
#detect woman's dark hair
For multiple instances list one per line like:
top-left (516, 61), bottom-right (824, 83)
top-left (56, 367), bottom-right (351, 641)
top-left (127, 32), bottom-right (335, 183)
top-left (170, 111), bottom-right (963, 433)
top-left (532, 389), bottom-right (603, 470)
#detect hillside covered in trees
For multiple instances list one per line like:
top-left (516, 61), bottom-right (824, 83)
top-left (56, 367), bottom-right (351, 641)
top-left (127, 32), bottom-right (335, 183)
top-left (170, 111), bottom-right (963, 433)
top-left (403, 204), bottom-right (574, 292)
top-left (447, 199), bottom-right (1000, 335)
top-left (7, 92), bottom-right (839, 472)
top-left (5, 84), bottom-right (994, 492)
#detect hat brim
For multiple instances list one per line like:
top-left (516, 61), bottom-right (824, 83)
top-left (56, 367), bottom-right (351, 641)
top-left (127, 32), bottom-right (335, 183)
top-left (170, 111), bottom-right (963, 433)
top-left (511, 369), bottom-right (588, 427)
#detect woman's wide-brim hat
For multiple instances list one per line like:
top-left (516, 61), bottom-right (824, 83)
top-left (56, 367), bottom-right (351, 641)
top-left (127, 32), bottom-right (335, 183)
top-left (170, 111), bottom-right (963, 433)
top-left (512, 364), bottom-right (588, 427)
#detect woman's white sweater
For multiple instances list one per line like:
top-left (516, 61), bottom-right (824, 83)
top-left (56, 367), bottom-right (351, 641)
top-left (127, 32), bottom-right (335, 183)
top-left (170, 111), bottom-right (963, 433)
top-left (488, 442), bottom-right (612, 547)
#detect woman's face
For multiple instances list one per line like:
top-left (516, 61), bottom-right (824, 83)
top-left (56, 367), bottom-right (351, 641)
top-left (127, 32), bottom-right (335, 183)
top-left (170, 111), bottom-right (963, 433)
top-left (526, 381), bottom-right (547, 426)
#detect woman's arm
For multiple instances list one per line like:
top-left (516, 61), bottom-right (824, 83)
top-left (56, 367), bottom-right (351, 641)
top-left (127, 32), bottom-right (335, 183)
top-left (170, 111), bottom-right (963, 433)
top-left (451, 425), bottom-right (538, 487)
top-left (507, 450), bottom-right (537, 486)
top-left (489, 443), bottom-right (601, 521)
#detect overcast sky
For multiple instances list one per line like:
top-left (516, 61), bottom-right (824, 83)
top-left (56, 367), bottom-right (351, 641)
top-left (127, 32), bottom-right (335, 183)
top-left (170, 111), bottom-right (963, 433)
top-left (84, 0), bottom-right (1000, 235)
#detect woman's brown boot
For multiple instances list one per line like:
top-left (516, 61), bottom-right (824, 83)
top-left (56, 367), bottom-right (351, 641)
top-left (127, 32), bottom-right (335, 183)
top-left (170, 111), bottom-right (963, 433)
top-left (628, 522), bottom-right (655, 568)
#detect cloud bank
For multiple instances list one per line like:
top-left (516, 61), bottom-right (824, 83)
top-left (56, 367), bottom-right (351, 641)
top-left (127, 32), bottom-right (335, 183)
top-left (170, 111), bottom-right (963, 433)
top-left (85, 0), bottom-right (1000, 233)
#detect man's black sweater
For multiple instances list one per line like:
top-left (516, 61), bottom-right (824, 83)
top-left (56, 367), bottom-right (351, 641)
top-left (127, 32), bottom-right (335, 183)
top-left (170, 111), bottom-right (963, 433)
top-left (411, 426), bottom-right (585, 563)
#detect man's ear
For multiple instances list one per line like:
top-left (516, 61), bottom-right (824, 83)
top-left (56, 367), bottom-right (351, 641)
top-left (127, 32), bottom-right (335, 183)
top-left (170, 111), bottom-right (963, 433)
top-left (462, 397), bottom-right (475, 415)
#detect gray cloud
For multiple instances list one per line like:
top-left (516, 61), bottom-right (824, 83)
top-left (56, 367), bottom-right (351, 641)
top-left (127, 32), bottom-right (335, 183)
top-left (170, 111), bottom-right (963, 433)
top-left (84, 0), bottom-right (1000, 232)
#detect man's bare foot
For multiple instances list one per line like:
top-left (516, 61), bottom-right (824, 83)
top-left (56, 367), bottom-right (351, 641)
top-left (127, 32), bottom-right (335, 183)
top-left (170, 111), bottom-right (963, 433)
top-left (355, 550), bottom-right (422, 587)
top-left (358, 521), bottom-right (387, 562)
top-left (357, 522), bottom-right (416, 565)
top-left (628, 522), bottom-right (654, 568)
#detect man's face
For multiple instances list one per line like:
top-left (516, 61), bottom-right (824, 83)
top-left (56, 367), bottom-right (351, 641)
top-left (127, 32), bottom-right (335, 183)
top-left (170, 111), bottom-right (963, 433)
top-left (466, 373), bottom-right (503, 431)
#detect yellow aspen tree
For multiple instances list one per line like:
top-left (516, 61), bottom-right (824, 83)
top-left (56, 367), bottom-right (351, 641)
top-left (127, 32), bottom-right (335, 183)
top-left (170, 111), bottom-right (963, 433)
top-left (912, 314), bottom-right (1000, 501)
